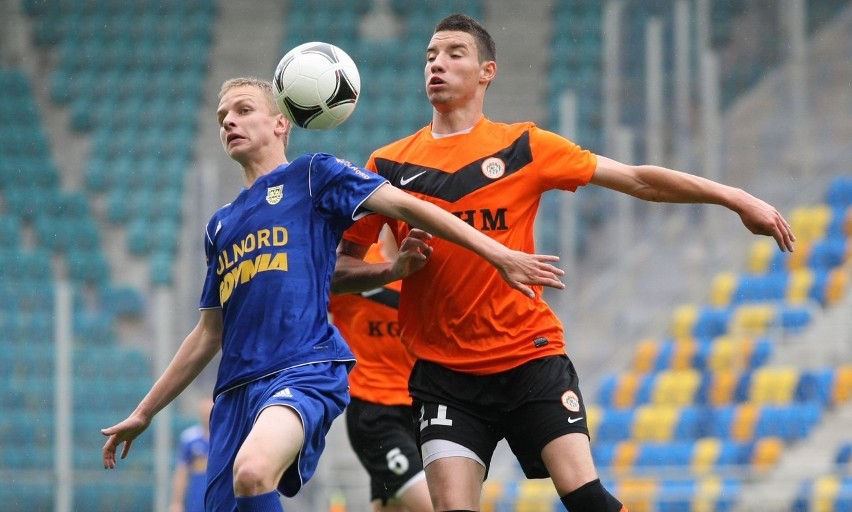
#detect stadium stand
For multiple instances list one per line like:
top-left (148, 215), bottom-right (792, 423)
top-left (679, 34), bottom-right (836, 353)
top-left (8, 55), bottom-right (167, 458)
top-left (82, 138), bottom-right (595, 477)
top-left (23, 0), bottom-right (215, 287)
top-left (583, 168), bottom-right (852, 509)
top-left (1, 0), bottom-right (212, 500)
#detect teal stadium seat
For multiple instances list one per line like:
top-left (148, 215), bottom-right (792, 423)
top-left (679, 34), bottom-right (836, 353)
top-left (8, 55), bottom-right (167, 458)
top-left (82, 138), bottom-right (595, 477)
top-left (0, 482), bottom-right (53, 512)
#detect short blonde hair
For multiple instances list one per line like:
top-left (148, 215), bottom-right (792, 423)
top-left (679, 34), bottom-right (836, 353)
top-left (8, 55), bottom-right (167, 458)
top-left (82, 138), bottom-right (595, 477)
top-left (218, 77), bottom-right (292, 148)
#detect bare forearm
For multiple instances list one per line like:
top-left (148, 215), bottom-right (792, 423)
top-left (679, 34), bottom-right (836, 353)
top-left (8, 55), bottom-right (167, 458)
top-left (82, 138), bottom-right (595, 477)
top-left (633, 165), bottom-right (742, 206)
top-left (134, 329), bottom-right (220, 421)
top-left (592, 156), bottom-right (741, 206)
top-left (332, 254), bottom-right (396, 294)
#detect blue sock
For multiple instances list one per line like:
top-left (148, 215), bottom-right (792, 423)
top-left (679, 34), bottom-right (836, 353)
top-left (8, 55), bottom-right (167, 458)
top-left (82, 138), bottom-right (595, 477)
top-left (235, 490), bottom-right (283, 512)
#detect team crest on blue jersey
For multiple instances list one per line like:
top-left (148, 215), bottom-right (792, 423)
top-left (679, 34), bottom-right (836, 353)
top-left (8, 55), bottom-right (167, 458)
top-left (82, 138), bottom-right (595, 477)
top-left (266, 185), bottom-right (283, 205)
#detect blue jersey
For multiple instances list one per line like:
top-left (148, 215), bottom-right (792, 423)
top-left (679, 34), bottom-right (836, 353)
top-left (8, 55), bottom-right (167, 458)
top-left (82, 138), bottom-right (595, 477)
top-left (200, 153), bottom-right (387, 397)
top-left (176, 424), bottom-right (209, 512)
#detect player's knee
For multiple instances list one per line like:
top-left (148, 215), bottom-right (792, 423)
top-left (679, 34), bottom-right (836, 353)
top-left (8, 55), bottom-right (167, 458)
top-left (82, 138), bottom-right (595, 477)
top-left (232, 458), bottom-right (276, 496)
top-left (559, 478), bottom-right (625, 512)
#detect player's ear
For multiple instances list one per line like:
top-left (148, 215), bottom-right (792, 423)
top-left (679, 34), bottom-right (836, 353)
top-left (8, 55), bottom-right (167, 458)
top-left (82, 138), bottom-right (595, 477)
top-left (275, 114), bottom-right (291, 134)
top-left (480, 60), bottom-right (496, 85)
top-left (275, 114), bottom-right (292, 147)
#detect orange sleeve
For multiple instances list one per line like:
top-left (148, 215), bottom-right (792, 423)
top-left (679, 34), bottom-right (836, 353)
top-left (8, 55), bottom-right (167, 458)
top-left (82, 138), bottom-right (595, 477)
top-left (530, 126), bottom-right (597, 192)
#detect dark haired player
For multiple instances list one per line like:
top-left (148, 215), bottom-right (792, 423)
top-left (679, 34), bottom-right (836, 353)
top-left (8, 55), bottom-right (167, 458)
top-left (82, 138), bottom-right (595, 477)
top-left (335, 13), bottom-right (795, 512)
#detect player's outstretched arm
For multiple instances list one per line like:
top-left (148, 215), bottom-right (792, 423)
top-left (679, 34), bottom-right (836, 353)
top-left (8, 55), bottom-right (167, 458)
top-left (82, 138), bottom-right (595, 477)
top-left (362, 184), bottom-right (565, 298)
top-left (101, 310), bottom-right (222, 469)
top-left (590, 155), bottom-right (796, 252)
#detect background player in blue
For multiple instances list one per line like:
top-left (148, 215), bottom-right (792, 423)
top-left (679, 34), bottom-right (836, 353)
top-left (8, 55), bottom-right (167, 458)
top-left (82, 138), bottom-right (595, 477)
top-left (171, 397), bottom-right (214, 512)
top-left (100, 76), bottom-right (566, 512)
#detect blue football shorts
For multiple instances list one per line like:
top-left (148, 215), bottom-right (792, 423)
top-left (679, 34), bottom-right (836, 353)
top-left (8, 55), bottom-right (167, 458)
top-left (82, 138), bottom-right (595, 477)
top-left (205, 360), bottom-right (352, 511)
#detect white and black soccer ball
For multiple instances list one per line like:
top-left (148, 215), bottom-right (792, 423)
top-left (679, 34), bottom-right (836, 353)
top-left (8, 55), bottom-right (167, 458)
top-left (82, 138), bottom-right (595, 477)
top-left (272, 42), bottom-right (361, 130)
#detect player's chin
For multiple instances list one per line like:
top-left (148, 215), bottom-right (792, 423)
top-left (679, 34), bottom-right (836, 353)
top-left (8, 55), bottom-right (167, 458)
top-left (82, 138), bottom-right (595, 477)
top-left (226, 144), bottom-right (250, 161)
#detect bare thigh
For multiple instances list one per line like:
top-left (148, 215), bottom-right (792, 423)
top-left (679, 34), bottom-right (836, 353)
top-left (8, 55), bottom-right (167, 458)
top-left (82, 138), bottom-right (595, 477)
top-left (233, 405), bottom-right (304, 496)
top-left (541, 432), bottom-right (599, 496)
top-left (424, 455), bottom-right (486, 511)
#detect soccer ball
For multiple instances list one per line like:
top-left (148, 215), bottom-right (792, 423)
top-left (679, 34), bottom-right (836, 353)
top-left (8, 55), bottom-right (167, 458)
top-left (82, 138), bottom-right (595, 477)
top-left (272, 42), bottom-right (361, 130)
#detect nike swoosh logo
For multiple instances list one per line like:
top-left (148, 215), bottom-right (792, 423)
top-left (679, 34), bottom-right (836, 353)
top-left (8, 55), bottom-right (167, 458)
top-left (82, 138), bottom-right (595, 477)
top-left (399, 171), bottom-right (427, 186)
top-left (567, 417), bottom-right (584, 424)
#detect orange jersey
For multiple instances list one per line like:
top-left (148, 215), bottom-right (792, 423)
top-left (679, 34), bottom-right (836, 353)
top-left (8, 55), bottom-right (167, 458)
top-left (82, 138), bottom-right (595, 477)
top-left (329, 243), bottom-right (413, 405)
top-left (343, 117), bottom-right (597, 375)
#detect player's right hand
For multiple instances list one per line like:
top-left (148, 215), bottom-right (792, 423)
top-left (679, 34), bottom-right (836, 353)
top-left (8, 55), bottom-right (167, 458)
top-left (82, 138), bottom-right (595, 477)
top-left (101, 414), bottom-right (150, 469)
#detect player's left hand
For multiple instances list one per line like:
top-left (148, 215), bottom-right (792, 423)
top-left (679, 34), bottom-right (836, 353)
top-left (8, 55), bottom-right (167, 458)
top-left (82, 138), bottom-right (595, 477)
top-left (736, 195), bottom-right (796, 252)
top-left (391, 228), bottom-right (433, 280)
top-left (101, 414), bottom-right (150, 469)
top-left (497, 251), bottom-right (565, 299)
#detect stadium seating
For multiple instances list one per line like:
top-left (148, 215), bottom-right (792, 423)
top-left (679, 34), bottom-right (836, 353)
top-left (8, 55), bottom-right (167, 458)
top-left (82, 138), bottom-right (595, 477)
top-left (0, 64), bottom-right (158, 507)
top-left (5, 1), bottom-right (851, 510)
top-left (24, 0), bottom-right (216, 286)
top-left (792, 475), bottom-right (852, 512)
top-left (583, 165), bottom-right (852, 509)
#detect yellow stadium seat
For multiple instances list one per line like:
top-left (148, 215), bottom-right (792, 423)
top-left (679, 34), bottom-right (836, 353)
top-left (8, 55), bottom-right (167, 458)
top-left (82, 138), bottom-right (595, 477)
top-left (651, 369), bottom-right (701, 406)
top-left (693, 476), bottom-right (723, 512)
top-left (515, 479), bottom-right (554, 512)
top-left (751, 436), bottom-right (784, 471)
top-left (632, 339), bottom-right (660, 373)
top-left (748, 239), bottom-right (775, 274)
top-left (786, 240), bottom-right (812, 271)
top-left (480, 480), bottom-right (504, 512)
top-left (833, 365), bottom-right (852, 404)
top-left (612, 440), bottom-right (639, 475)
top-left (790, 205), bottom-right (831, 242)
top-left (787, 268), bottom-right (815, 304)
top-left (707, 369), bottom-right (739, 406)
top-left (671, 304), bottom-right (698, 339)
top-left (731, 403), bottom-right (760, 441)
top-left (825, 267), bottom-right (849, 306)
top-left (709, 272), bottom-right (737, 306)
top-left (586, 404), bottom-right (602, 439)
top-left (692, 438), bottom-right (722, 475)
top-left (614, 373), bottom-right (641, 408)
top-left (632, 405), bottom-right (679, 441)
top-left (616, 478), bottom-right (658, 512)
top-left (707, 335), bottom-right (755, 373)
top-left (706, 337), bottom-right (736, 371)
top-left (749, 366), bottom-right (799, 404)
top-left (730, 304), bottom-right (775, 335)
top-left (813, 474), bottom-right (841, 512)
top-left (670, 340), bottom-right (698, 371)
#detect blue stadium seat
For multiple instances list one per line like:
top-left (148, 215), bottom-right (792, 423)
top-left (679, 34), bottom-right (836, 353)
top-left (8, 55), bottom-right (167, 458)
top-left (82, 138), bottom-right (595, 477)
top-left (826, 177), bottom-right (852, 208)
top-left (596, 408), bottom-right (634, 442)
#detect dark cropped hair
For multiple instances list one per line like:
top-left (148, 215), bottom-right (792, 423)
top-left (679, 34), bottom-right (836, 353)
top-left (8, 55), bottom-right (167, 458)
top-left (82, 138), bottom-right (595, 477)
top-left (434, 13), bottom-right (496, 63)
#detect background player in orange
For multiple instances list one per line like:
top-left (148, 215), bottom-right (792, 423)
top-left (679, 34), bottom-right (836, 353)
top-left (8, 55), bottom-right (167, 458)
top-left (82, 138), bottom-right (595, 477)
top-left (329, 225), bottom-right (432, 512)
top-left (333, 13), bottom-right (796, 512)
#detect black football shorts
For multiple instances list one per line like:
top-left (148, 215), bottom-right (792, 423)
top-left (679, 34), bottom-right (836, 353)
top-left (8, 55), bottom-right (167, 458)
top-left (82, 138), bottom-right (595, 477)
top-left (345, 397), bottom-right (424, 503)
top-left (409, 355), bottom-right (589, 478)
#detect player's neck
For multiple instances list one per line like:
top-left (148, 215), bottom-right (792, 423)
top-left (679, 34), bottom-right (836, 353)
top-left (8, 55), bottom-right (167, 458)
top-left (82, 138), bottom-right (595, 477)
top-left (431, 105), bottom-right (482, 136)
top-left (240, 155), bottom-right (288, 189)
